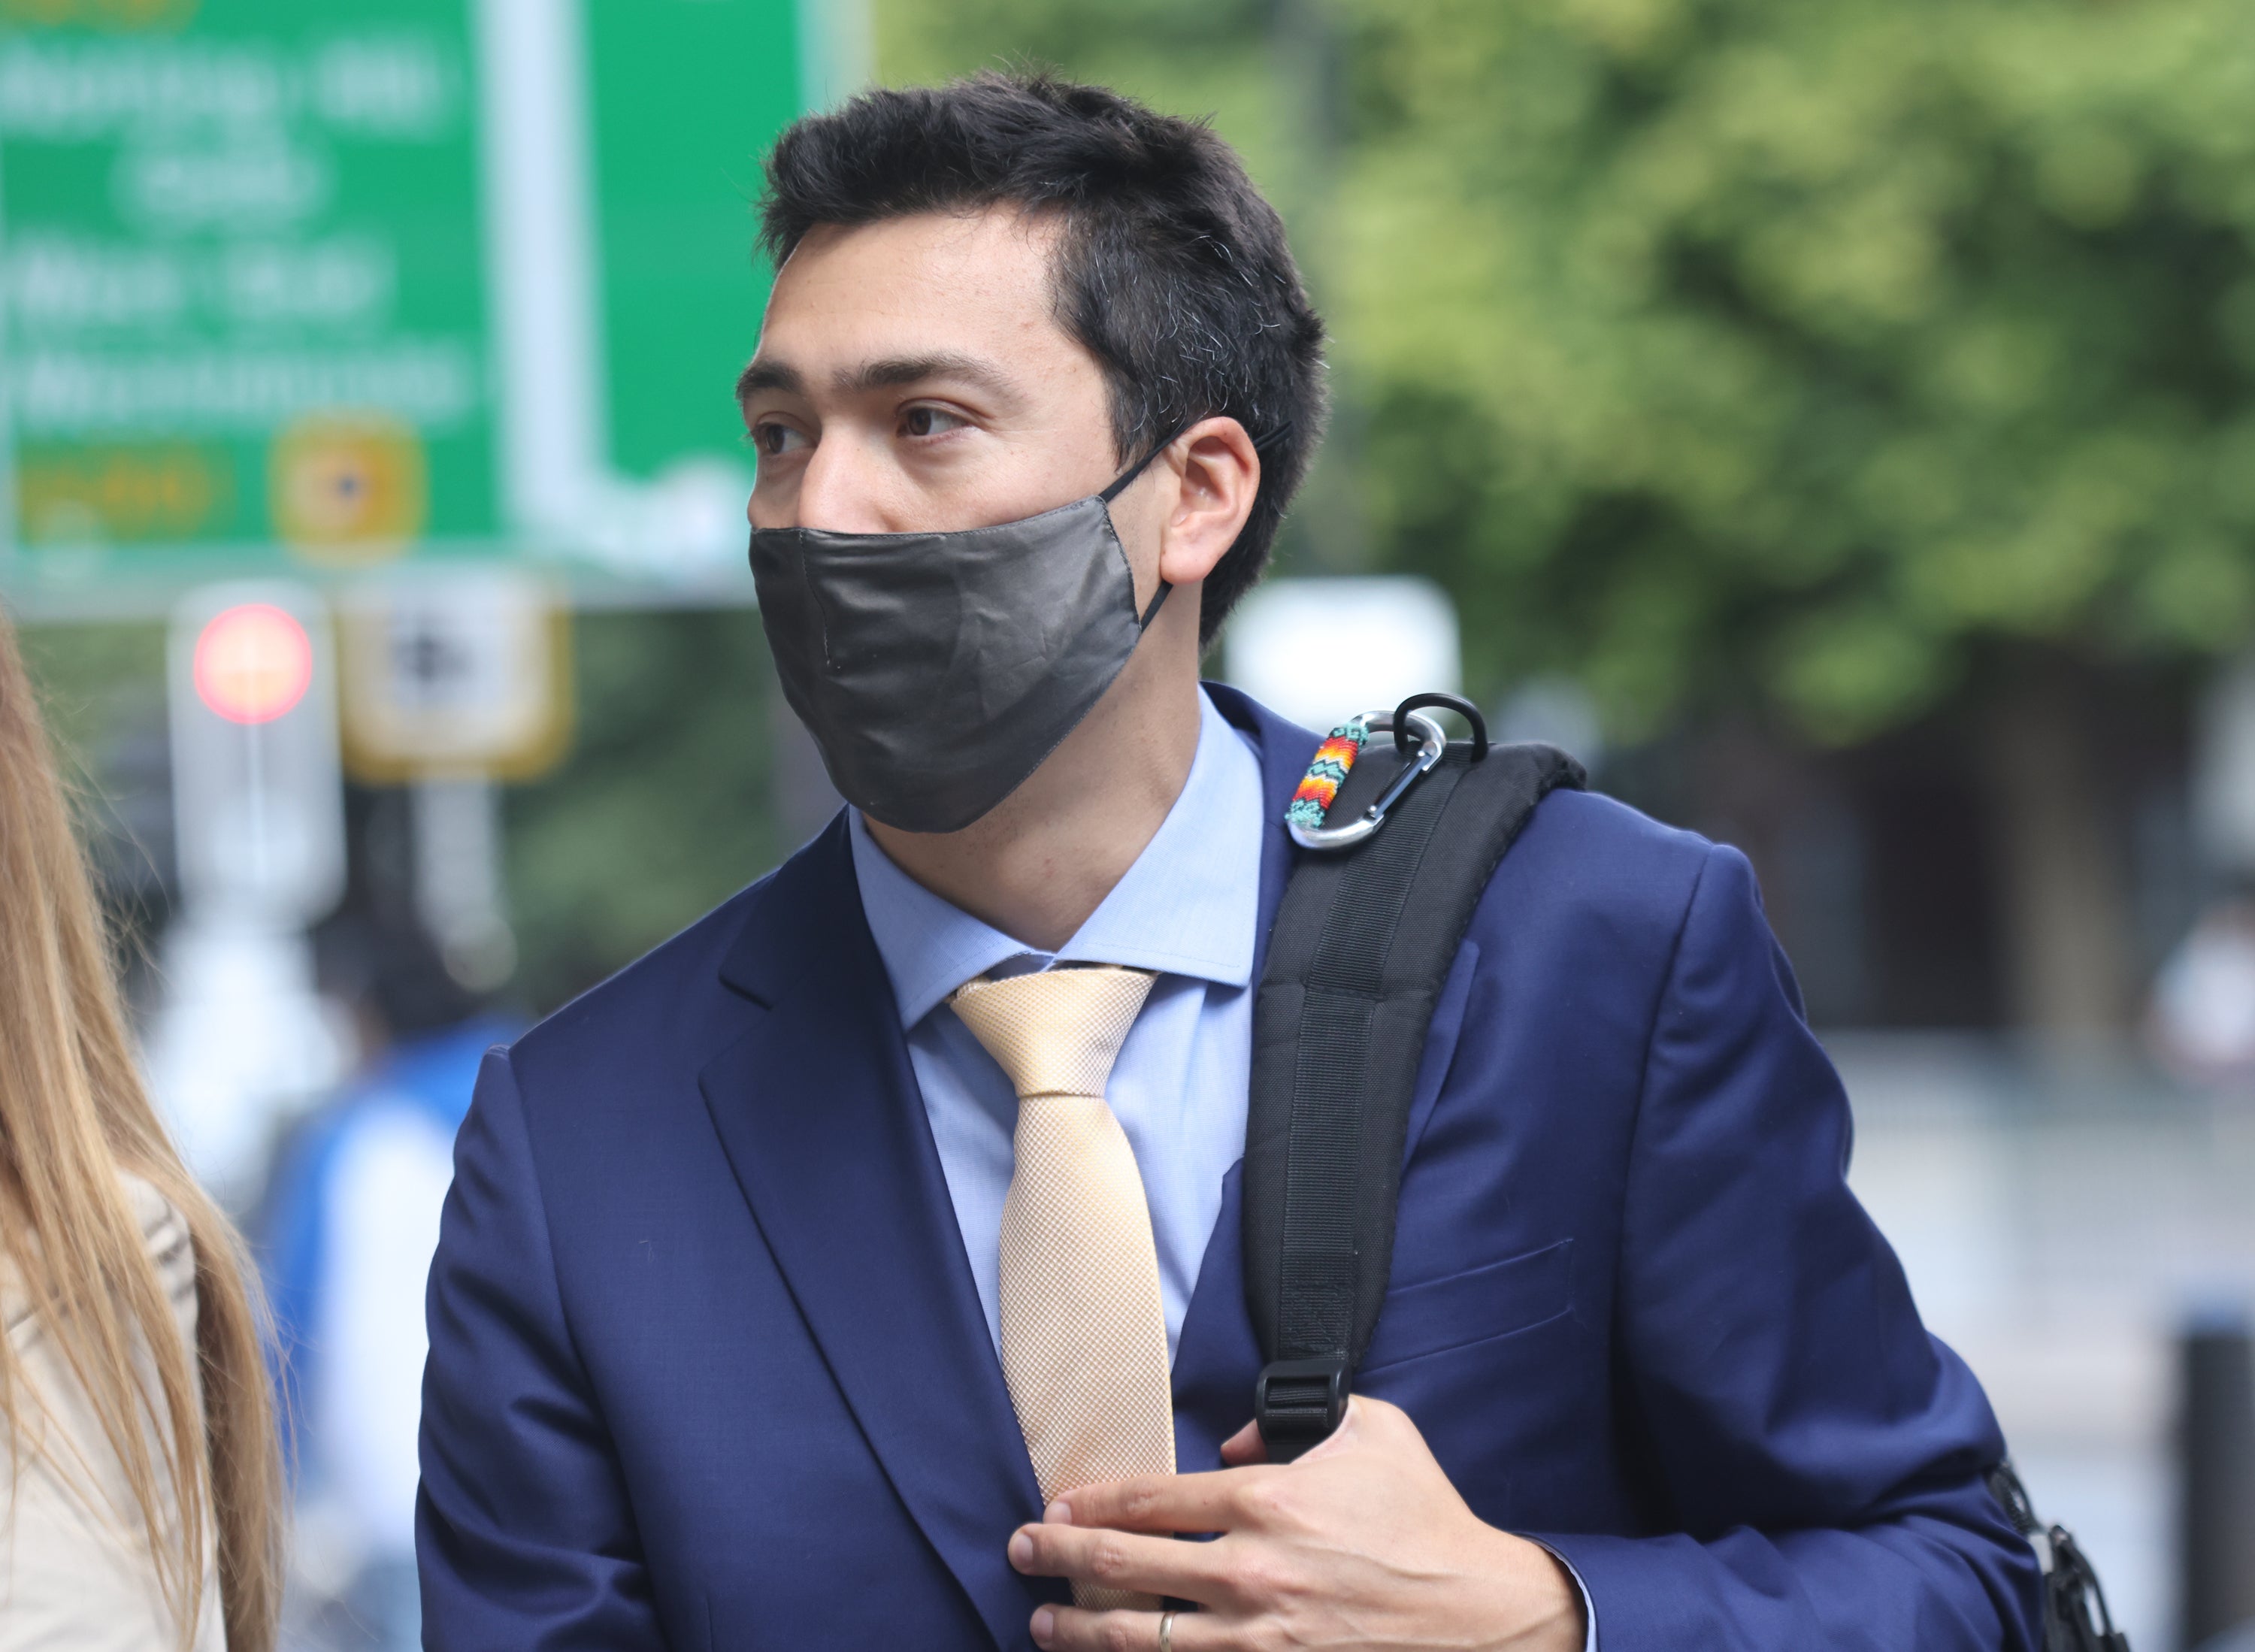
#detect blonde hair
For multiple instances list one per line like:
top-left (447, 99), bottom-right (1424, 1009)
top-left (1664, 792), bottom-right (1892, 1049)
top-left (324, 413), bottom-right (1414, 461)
top-left (0, 608), bottom-right (283, 1651)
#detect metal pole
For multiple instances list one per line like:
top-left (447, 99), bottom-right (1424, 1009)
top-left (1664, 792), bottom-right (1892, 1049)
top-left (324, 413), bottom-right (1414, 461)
top-left (411, 773), bottom-right (516, 991)
top-left (2180, 1309), bottom-right (2255, 1648)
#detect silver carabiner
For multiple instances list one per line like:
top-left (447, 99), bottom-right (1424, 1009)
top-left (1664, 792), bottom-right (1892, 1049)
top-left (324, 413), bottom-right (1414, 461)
top-left (1288, 707), bottom-right (1448, 852)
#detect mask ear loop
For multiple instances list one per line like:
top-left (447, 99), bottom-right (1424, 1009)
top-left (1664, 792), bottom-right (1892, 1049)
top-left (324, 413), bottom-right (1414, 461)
top-left (1102, 419), bottom-right (1297, 630)
top-left (1100, 425), bottom-right (1186, 629)
top-left (1097, 427), bottom-right (1185, 505)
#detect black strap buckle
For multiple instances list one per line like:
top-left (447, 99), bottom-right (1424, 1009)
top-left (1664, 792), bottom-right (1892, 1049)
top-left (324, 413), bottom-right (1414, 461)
top-left (2044, 1526), bottom-right (2129, 1652)
top-left (1390, 691), bottom-right (1488, 761)
top-left (1254, 1357), bottom-right (1351, 1463)
top-left (1985, 1461), bottom-right (2129, 1652)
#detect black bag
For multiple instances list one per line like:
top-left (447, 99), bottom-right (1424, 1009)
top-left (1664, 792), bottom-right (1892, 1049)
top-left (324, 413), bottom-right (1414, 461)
top-left (1987, 1461), bottom-right (2132, 1651)
top-left (1243, 692), bottom-right (1581, 1454)
top-left (1241, 692), bottom-right (2131, 1652)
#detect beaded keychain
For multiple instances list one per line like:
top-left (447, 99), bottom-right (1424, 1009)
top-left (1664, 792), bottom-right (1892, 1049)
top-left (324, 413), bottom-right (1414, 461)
top-left (1285, 716), bottom-right (1370, 834)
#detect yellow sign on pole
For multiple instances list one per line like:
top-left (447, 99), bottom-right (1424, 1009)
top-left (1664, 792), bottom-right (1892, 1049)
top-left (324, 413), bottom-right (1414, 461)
top-left (336, 567), bottom-right (571, 783)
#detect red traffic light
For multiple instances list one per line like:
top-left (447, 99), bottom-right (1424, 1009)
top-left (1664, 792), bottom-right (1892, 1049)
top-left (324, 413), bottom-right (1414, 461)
top-left (192, 604), bottom-right (313, 725)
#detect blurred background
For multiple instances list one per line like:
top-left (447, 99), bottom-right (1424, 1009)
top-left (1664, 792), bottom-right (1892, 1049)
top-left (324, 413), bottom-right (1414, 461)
top-left (3, 0), bottom-right (2253, 1645)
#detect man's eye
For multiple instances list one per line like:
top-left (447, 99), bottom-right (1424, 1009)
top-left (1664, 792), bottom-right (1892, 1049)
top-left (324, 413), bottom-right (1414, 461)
top-left (753, 422), bottom-right (808, 458)
top-left (901, 406), bottom-right (969, 439)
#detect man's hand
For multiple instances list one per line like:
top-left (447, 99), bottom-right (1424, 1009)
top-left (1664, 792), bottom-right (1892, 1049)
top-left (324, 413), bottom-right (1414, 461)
top-left (1006, 1396), bottom-right (1585, 1650)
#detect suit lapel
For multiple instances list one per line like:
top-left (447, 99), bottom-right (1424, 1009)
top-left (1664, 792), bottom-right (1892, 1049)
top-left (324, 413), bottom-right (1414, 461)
top-left (1204, 682), bottom-right (1305, 975)
top-left (1170, 1161), bottom-right (1261, 1469)
top-left (702, 821), bottom-right (1060, 1647)
top-left (1170, 689), bottom-right (1304, 1444)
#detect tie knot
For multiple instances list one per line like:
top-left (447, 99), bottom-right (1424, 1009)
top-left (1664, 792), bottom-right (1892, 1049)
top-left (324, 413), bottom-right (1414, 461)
top-left (949, 965), bottom-right (1156, 1100)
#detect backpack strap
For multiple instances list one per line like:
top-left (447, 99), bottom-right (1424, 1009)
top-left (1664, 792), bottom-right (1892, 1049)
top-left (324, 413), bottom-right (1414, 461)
top-left (1986, 1461), bottom-right (2132, 1652)
top-left (1246, 702), bottom-right (1584, 1460)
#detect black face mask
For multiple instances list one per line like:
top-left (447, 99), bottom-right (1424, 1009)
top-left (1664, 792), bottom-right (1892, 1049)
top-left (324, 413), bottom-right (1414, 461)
top-left (749, 444), bottom-right (1173, 834)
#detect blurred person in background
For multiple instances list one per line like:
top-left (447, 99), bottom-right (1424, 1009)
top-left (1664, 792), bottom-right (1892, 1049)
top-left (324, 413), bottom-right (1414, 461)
top-left (0, 608), bottom-right (284, 1650)
top-left (259, 906), bottom-right (519, 1652)
top-left (419, 73), bottom-right (2042, 1652)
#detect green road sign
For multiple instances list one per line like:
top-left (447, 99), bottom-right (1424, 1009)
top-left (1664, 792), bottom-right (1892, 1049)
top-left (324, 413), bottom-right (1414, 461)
top-left (0, 0), bottom-right (825, 613)
top-left (586, 0), bottom-right (798, 486)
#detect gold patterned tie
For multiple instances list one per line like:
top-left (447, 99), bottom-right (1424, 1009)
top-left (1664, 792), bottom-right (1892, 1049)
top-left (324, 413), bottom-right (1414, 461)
top-left (949, 965), bottom-right (1174, 1612)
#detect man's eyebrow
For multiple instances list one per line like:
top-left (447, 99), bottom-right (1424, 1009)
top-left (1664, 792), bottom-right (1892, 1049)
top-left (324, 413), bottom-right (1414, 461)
top-left (735, 358), bottom-right (804, 402)
top-left (834, 352), bottom-right (1019, 400)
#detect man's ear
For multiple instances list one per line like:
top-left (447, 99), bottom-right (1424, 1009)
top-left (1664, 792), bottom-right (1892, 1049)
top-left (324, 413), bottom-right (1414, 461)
top-left (1155, 417), bottom-right (1261, 588)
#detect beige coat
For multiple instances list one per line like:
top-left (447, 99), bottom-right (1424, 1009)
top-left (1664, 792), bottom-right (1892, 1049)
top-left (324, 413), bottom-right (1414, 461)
top-left (0, 1175), bottom-right (222, 1651)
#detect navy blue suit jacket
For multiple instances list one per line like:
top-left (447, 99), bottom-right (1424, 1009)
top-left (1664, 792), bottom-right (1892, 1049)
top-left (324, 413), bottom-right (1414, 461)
top-left (418, 687), bottom-right (2044, 1649)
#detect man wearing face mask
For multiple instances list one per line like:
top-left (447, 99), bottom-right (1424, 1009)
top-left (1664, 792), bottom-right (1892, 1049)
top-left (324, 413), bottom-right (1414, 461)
top-left (418, 74), bottom-right (2043, 1652)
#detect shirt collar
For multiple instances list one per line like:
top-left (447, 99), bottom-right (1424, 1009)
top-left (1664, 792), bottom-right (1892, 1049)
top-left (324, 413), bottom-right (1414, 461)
top-left (849, 688), bottom-right (1266, 1028)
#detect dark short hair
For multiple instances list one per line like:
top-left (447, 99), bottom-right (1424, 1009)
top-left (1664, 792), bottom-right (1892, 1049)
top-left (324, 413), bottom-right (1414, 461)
top-left (758, 71), bottom-right (1328, 644)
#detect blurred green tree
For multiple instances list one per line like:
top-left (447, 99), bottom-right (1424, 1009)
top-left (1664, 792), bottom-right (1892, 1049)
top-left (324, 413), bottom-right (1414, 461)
top-left (8, 610), bottom-right (780, 1018)
top-left (879, 0), bottom-right (2255, 1032)
top-left (504, 609), bottom-right (779, 1012)
top-left (1334, 0), bottom-right (2255, 1033)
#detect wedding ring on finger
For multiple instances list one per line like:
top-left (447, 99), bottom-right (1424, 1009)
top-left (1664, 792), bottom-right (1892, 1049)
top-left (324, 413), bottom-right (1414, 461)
top-left (1158, 1609), bottom-right (1176, 1652)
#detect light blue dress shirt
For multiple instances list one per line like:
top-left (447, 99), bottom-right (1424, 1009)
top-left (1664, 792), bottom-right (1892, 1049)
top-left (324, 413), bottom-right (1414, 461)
top-left (849, 687), bottom-right (1263, 1360)
top-left (849, 686), bottom-right (1598, 1650)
